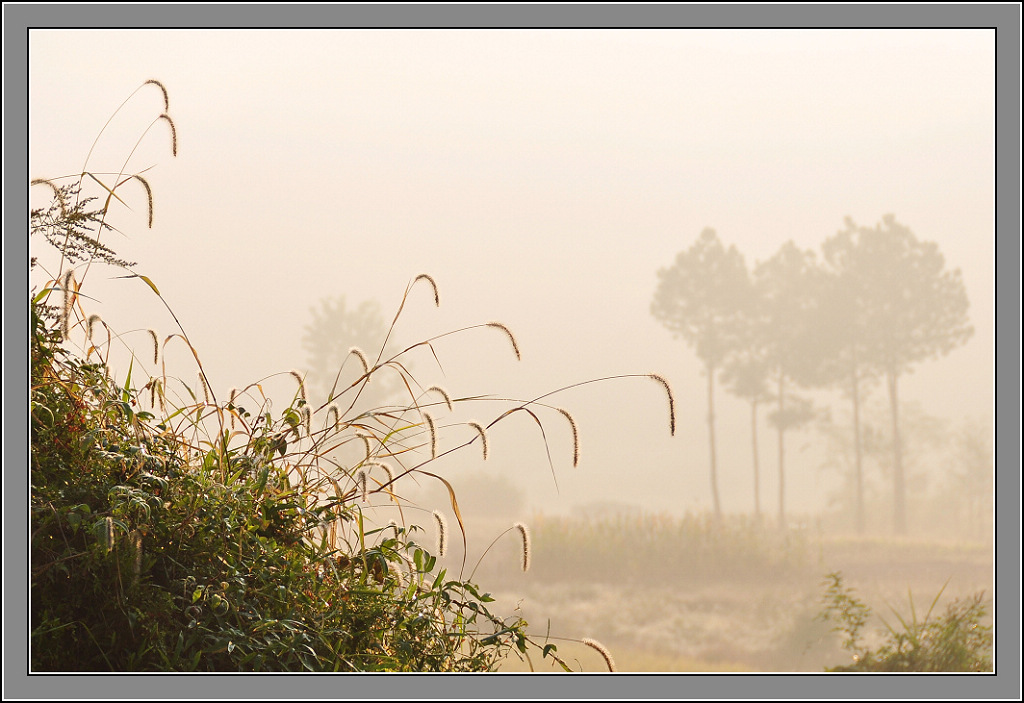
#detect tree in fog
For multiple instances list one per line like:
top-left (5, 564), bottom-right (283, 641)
top-left (753, 241), bottom-right (823, 527)
top-left (652, 228), bottom-right (750, 522)
top-left (817, 228), bottom-right (881, 534)
top-left (720, 296), bottom-right (773, 521)
top-left (301, 296), bottom-right (404, 411)
top-left (822, 216), bottom-right (973, 534)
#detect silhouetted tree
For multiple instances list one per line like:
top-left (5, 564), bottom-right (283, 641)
top-left (720, 292), bottom-right (772, 521)
top-left (822, 216), bottom-right (973, 534)
top-left (652, 228), bottom-right (750, 521)
top-left (818, 225), bottom-right (884, 534)
top-left (753, 241), bottom-right (823, 527)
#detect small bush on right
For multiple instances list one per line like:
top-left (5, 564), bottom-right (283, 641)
top-left (819, 572), bottom-right (992, 672)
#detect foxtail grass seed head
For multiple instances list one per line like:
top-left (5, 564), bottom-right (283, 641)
top-left (349, 347), bottom-right (370, 378)
top-left (426, 385), bottom-right (453, 412)
top-left (61, 269), bottom-right (76, 341)
top-left (514, 522), bottom-right (531, 572)
top-left (158, 113), bottom-right (177, 157)
top-left (290, 370), bottom-right (307, 403)
top-left (356, 432), bottom-right (373, 461)
top-left (423, 412), bottom-right (437, 459)
top-left (581, 638), bottom-right (617, 672)
top-left (148, 329), bottom-right (159, 365)
top-left (414, 273), bottom-right (440, 307)
top-left (486, 322), bottom-right (521, 361)
top-left (355, 469), bottom-right (368, 503)
top-left (228, 388), bottom-right (238, 429)
top-left (300, 404), bottom-right (312, 437)
top-left (556, 408), bottom-right (580, 467)
top-left (197, 373), bottom-right (210, 404)
top-left (648, 374), bottom-right (676, 436)
top-left (132, 531), bottom-right (143, 585)
top-left (104, 516), bottom-right (114, 553)
top-left (432, 510), bottom-right (448, 557)
top-left (468, 421), bottom-right (489, 460)
top-left (371, 461), bottom-right (396, 486)
top-left (144, 78), bottom-right (169, 111)
top-left (326, 404), bottom-right (340, 431)
top-left (388, 560), bottom-right (406, 587)
top-left (131, 175), bottom-right (154, 228)
top-left (86, 314), bottom-right (102, 342)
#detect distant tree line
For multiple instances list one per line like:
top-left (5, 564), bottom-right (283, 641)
top-left (652, 216), bottom-right (974, 534)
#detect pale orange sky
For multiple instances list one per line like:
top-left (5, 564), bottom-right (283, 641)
top-left (29, 29), bottom-right (995, 517)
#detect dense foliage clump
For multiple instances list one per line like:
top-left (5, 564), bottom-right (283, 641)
top-left (30, 259), bottom-right (538, 672)
top-left (819, 572), bottom-right (992, 672)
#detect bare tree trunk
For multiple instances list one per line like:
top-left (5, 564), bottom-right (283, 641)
top-left (751, 399), bottom-right (761, 521)
top-left (852, 371), bottom-right (865, 534)
top-left (777, 373), bottom-right (786, 528)
top-left (707, 363), bottom-right (722, 522)
top-left (887, 372), bottom-right (906, 534)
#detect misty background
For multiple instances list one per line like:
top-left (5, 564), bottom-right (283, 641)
top-left (29, 29), bottom-right (993, 529)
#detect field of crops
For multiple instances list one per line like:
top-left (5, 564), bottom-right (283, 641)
top-left (460, 512), bottom-right (993, 672)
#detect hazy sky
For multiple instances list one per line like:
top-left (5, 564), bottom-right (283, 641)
top-left (28, 29), bottom-right (995, 518)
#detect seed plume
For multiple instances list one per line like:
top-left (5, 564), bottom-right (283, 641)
top-left (289, 370), bottom-right (306, 403)
top-left (648, 374), bottom-right (676, 436)
top-left (486, 322), bottom-right (521, 361)
top-left (432, 510), bottom-right (448, 557)
top-left (197, 372), bottom-right (210, 404)
top-left (556, 408), bottom-right (580, 467)
top-left (468, 421), bottom-right (489, 460)
top-left (133, 175), bottom-right (154, 228)
top-left (355, 469), bottom-right (368, 502)
top-left (144, 79), bottom-right (169, 111)
top-left (228, 388), bottom-right (238, 429)
top-left (326, 404), bottom-right (340, 431)
top-left (413, 273), bottom-right (440, 307)
top-left (300, 405), bottom-right (312, 437)
top-left (370, 460), bottom-right (395, 486)
top-left (60, 269), bottom-right (76, 341)
top-left (349, 347), bottom-right (370, 377)
top-left (356, 432), bottom-right (373, 460)
top-left (514, 522), bottom-right (531, 572)
top-left (148, 329), bottom-right (159, 365)
top-left (388, 560), bottom-right (406, 587)
top-left (423, 412), bottom-right (437, 459)
top-left (131, 530), bottom-right (143, 586)
top-left (158, 113), bottom-right (177, 157)
top-left (86, 314), bottom-right (102, 342)
top-left (426, 385), bottom-right (453, 412)
top-left (581, 638), bottom-right (617, 672)
top-left (104, 516), bottom-right (115, 553)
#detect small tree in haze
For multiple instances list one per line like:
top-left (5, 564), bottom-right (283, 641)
top-left (720, 295), bottom-right (773, 521)
top-left (753, 241), bottom-right (823, 527)
top-left (823, 216), bottom-right (973, 534)
top-left (652, 228), bottom-right (750, 522)
top-left (301, 296), bottom-right (404, 411)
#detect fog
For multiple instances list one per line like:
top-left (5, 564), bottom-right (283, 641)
top-left (28, 29), bottom-right (995, 671)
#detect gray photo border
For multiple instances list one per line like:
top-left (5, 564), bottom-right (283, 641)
top-left (5, 3), bottom-right (1020, 700)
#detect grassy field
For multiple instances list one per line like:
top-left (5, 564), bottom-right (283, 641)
top-left (458, 513), bottom-right (993, 672)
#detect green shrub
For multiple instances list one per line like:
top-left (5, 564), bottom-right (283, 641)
top-left (818, 572), bottom-right (992, 672)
